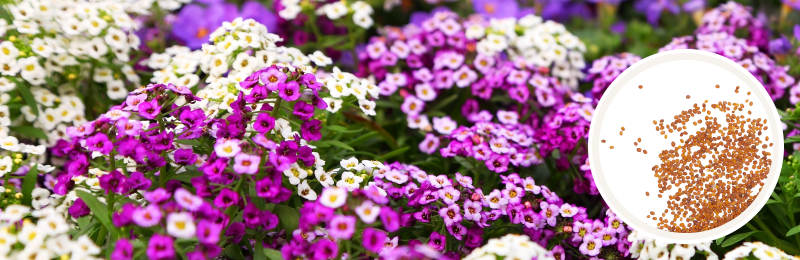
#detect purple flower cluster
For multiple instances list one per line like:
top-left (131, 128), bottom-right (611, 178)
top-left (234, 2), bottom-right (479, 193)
top-left (586, 53), bottom-right (643, 105)
top-left (52, 64), bottom-right (331, 260)
top-left (696, 1), bottom-right (770, 50)
top-left (273, 1), bottom-right (346, 60)
top-left (367, 162), bottom-right (633, 258)
top-left (660, 33), bottom-right (794, 101)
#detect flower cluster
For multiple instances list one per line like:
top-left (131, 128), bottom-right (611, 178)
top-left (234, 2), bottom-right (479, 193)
top-left (660, 33), bottom-right (794, 101)
top-left (0, 205), bottom-right (102, 260)
top-left (314, 67), bottom-right (381, 116)
top-left (18, 88), bottom-right (88, 146)
top-left (586, 53), bottom-right (643, 105)
top-left (463, 234), bottom-right (554, 260)
top-left (696, 1), bottom-right (770, 50)
top-left (279, 0), bottom-right (374, 29)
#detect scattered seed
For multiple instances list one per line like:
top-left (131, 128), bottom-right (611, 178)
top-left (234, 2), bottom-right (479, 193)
top-left (601, 140), bottom-right (606, 143)
top-left (638, 138), bottom-right (642, 142)
top-left (646, 192), bottom-right (650, 196)
top-left (637, 148), bottom-right (642, 152)
top-left (610, 146), bottom-right (614, 149)
top-left (639, 85), bottom-right (643, 89)
top-left (715, 84), bottom-right (720, 88)
top-left (686, 95), bottom-right (691, 99)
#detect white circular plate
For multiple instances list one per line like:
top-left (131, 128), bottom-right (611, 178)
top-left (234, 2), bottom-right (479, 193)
top-left (588, 49), bottom-right (783, 244)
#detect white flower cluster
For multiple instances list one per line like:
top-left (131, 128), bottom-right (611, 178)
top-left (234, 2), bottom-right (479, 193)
top-left (292, 156), bottom-right (386, 201)
top-left (464, 234), bottom-right (555, 260)
top-left (315, 67), bottom-right (382, 116)
top-left (280, 0), bottom-right (375, 29)
top-left (15, 87), bottom-right (88, 146)
top-left (145, 18), bottom-right (334, 118)
top-left (2, 0), bottom-right (141, 99)
top-left (725, 241), bottom-right (800, 260)
top-left (466, 14), bottom-right (587, 89)
top-left (0, 205), bottom-right (102, 260)
top-left (628, 230), bottom-right (719, 260)
top-left (124, 0), bottom-right (191, 15)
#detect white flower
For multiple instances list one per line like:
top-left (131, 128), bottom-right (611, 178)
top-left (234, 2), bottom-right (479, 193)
top-left (83, 16), bottom-right (108, 35)
top-left (297, 180), bottom-right (317, 201)
top-left (216, 36), bottom-right (240, 55)
top-left (0, 105), bottom-right (10, 126)
top-left (283, 163), bottom-right (308, 185)
top-left (14, 20), bottom-right (38, 34)
top-left (336, 171), bottom-right (363, 191)
top-left (38, 108), bottom-right (59, 130)
top-left (340, 157), bottom-right (360, 170)
top-left (483, 238), bottom-right (510, 255)
top-left (315, 167), bottom-right (337, 187)
top-left (0, 156), bottom-right (13, 176)
top-left (354, 200), bottom-right (380, 223)
top-left (148, 53), bottom-right (171, 69)
top-left (309, 51), bottom-right (333, 67)
top-left (86, 38), bottom-right (109, 59)
top-left (324, 2), bottom-right (349, 20)
top-left (353, 11), bottom-right (374, 29)
top-left (209, 54), bottom-right (229, 76)
top-left (279, 4), bottom-right (302, 20)
top-left (1, 205), bottom-right (30, 222)
top-left (0, 136), bottom-right (19, 151)
top-left (358, 99), bottom-right (376, 116)
top-left (17, 223), bottom-right (43, 245)
top-left (0, 228), bottom-right (17, 255)
top-left (30, 38), bottom-right (52, 58)
top-left (31, 188), bottom-right (51, 210)
top-left (319, 187), bottom-right (348, 208)
top-left (38, 213), bottom-right (68, 236)
top-left (167, 212), bottom-right (196, 239)
top-left (0, 42), bottom-right (19, 59)
top-left (18, 57), bottom-right (45, 85)
top-left (326, 80), bottom-right (350, 98)
top-left (107, 80), bottom-right (128, 100)
top-left (72, 235), bottom-right (101, 257)
top-left (232, 52), bottom-right (257, 72)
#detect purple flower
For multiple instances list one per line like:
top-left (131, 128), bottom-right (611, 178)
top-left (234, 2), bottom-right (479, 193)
top-left (328, 215), bottom-right (356, 239)
top-left (428, 231), bottom-right (446, 251)
top-left (310, 239), bottom-right (339, 260)
top-left (770, 35), bottom-right (792, 55)
top-left (113, 203), bottom-right (136, 227)
top-left (362, 228), bottom-right (387, 253)
top-left (145, 188), bottom-right (171, 205)
top-left (225, 222), bottom-right (246, 243)
top-left (380, 207), bottom-right (400, 232)
top-left (463, 200), bottom-right (482, 221)
top-left (447, 222), bottom-right (467, 240)
top-left (579, 234), bottom-right (602, 256)
top-left (485, 154), bottom-right (509, 173)
top-left (253, 113), bottom-right (276, 134)
top-left (233, 153), bottom-right (260, 175)
top-left (196, 220), bottom-right (221, 244)
top-left (438, 204), bottom-right (462, 226)
top-left (133, 204), bottom-right (163, 227)
top-left (147, 234), bottom-right (175, 260)
top-left (300, 120), bottom-right (322, 141)
top-left (137, 99), bottom-right (162, 120)
top-left (473, 0), bottom-right (519, 19)
top-left (418, 133), bottom-right (439, 154)
top-left (112, 238), bottom-right (133, 260)
top-left (464, 227), bottom-right (484, 248)
top-left (279, 81), bottom-right (301, 101)
top-left (174, 149), bottom-right (198, 165)
top-left (243, 203), bottom-right (263, 228)
top-left (438, 186), bottom-right (460, 205)
top-left (99, 170), bottom-right (127, 194)
top-left (172, 3), bottom-right (237, 49)
top-left (214, 188), bottom-right (239, 208)
top-left (260, 67), bottom-right (287, 91)
top-left (86, 133), bottom-right (113, 154)
top-left (68, 198), bottom-right (90, 218)
top-left (293, 101), bottom-right (315, 121)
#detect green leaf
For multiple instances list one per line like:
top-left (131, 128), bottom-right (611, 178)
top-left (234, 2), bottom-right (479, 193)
top-left (76, 190), bottom-right (121, 237)
top-left (20, 164), bottom-right (38, 206)
top-left (787, 136), bottom-right (800, 143)
top-left (715, 236), bottom-right (726, 245)
top-left (9, 126), bottom-right (47, 140)
top-left (321, 140), bottom-right (354, 151)
top-left (324, 125), bottom-right (362, 133)
top-left (721, 231), bottom-right (760, 247)
top-left (170, 170), bottom-right (202, 183)
top-left (787, 225), bottom-right (800, 237)
top-left (254, 242), bottom-right (267, 260)
top-left (264, 248), bottom-right (283, 260)
top-left (223, 244), bottom-right (246, 260)
top-left (767, 199), bottom-right (782, 205)
top-left (273, 204), bottom-right (299, 236)
top-left (174, 139), bottom-right (202, 146)
top-left (10, 78), bottom-right (38, 116)
top-left (376, 146), bottom-right (409, 161)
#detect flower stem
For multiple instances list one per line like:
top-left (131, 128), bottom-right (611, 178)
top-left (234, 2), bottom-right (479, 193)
top-left (753, 215), bottom-right (780, 246)
top-left (271, 97), bottom-right (283, 118)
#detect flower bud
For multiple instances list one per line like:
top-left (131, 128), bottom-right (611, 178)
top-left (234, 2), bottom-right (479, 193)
top-left (14, 193), bottom-right (22, 199)
top-left (471, 192), bottom-right (481, 201)
top-left (524, 201), bottom-right (532, 208)
top-left (562, 226), bottom-right (573, 233)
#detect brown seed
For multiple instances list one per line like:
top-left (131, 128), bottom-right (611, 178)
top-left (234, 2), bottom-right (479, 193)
top-left (638, 138), bottom-right (642, 142)
top-left (747, 92), bottom-right (751, 95)
top-left (637, 148), bottom-right (642, 152)
top-left (715, 85), bottom-right (720, 88)
top-left (610, 146), bottom-right (614, 149)
top-left (639, 85), bottom-right (643, 89)
top-left (646, 192), bottom-right (650, 196)
top-left (643, 150), bottom-right (648, 154)
top-left (634, 142), bottom-right (638, 146)
top-left (686, 95), bottom-right (691, 99)
top-left (601, 140), bottom-right (606, 143)
top-left (620, 131), bottom-right (623, 136)
top-left (621, 127), bottom-right (626, 131)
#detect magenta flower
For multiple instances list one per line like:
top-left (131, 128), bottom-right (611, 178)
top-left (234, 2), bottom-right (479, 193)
top-left (175, 188), bottom-right (204, 211)
top-left (132, 204), bottom-right (162, 227)
top-left (147, 234), bottom-right (175, 260)
top-left (362, 228), bottom-right (387, 253)
top-left (293, 101), bottom-right (315, 121)
top-left (310, 239), bottom-right (339, 260)
top-left (485, 154), bottom-right (509, 173)
top-left (428, 231), bottom-right (446, 251)
top-left (214, 188), bottom-right (239, 208)
top-left (260, 67), bottom-right (287, 91)
top-left (233, 153), bottom-right (260, 175)
top-left (437, 186), bottom-right (460, 205)
top-left (174, 149), bottom-right (198, 166)
top-left (380, 207), bottom-right (400, 232)
top-left (328, 215), bottom-right (356, 239)
top-left (86, 133), bottom-right (113, 154)
top-left (196, 220), bottom-right (221, 244)
top-left (68, 198), bottom-right (90, 218)
top-left (463, 200), bottom-right (482, 221)
top-left (579, 234), bottom-right (602, 256)
top-left (438, 204), bottom-right (462, 226)
top-left (300, 120), bottom-right (323, 141)
top-left (99, 170), bottom-right (127, 194)
top-left (112, 238), bottom-right (133, 260)
top-left (137, 99), bottom-right (161, 119)
top-left (418, 133), bottom-right (439, 154)
top-left (279, 81), bottom-right (301, 101)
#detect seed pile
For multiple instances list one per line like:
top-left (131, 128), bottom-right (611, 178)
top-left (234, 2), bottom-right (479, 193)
top-left (648, 96), bottom-right (771, 233)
